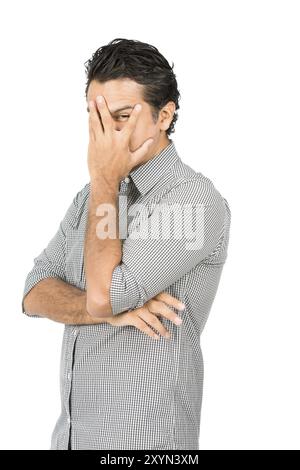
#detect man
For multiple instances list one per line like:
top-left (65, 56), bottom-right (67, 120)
top-left (22, 38), bottom-right (231, 450)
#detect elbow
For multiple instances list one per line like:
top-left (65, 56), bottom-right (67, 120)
top-left (22, 292), bottom-right (35, 316)
top-left (86, 291), bottom-right (112, 318)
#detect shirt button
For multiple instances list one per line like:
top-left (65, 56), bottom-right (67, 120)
top-left (67, 372), bottom-right (72, 381)
top-left (124, 176), bottom-right (130, 183)
top-left (67, 417), bottom-right (71, 425)
top-left (72, 328), bottom-right (78, 336)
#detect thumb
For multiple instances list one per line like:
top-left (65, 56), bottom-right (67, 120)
top-left (131, 137), bottom-right (154, 167)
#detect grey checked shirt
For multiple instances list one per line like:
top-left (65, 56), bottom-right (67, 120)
top-left (22, 139), bottom-right (231, 450)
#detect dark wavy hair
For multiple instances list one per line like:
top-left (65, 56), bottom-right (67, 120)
top-left (84, 38), bottom-right (181, 136)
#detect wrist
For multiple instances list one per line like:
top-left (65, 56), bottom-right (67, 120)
top-left (80, 299), bottom-right (108, 325)
top-left (90, 174), bottom-right (120, 194)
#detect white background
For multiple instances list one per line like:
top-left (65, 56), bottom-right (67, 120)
top-left (0, 0), bottom-right (299, 450)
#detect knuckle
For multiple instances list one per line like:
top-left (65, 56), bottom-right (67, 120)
top-left (138, 306), bottom-right (147, 314)
top-left (90, 111), bottom-right (97, 120)
top-left (143, 313), bottom-right (153, 324)
top-left (165, 307), bottom-right (175, 316)
top-left (151, 316), bottom-right (164, 330)
top-left (160, 302), bottom-right (171, 313)
top-left (137, 321), bottom-right (147, 332)
top-left (153, 317), bottom-right (164, 329)
top-left (158, 291), bottom-right (168, 300)
top-left (131, 317), bottom-right (140, 327)
top-left (158, 305), bottom-right (170, 317)
top-left (152, 318), bottom-right (162, 330)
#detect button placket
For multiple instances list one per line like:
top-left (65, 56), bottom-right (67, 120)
top-left (119, 178), bottom-right (130, 240)
top-left (63, 327), bottom-right (79, 429)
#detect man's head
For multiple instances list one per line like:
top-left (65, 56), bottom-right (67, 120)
top-left (84, 38), bottom-right (180, 157)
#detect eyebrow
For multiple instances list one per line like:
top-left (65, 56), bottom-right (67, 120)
top-left (86, 104), bottom-right (134, 114)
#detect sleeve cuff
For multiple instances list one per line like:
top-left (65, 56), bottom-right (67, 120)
top-left (109, 263), bottom-right (145, 315)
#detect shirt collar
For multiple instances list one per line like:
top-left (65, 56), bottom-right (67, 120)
top-left (127, 139), bottom-right (180, 196)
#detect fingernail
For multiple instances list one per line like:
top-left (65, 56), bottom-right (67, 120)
top-left (175, 317), bottom-right (182, 325)
top-left (97, 95), bottom-right (103, 103)
top-left (135, 104), bottom-right (142, 111)
top-left (154, 334), bottom-right (160, 340)
top-left (165, 332), bottom-right (171, 339)
top-left (178, 303), bottom-right (186, 310)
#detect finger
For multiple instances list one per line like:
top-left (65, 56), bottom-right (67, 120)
top-left (122, 103), bottom-right (143, 141)
top-left (88, 117), bottom-right (95, 141)
top-left (89, 100), bottom-right (103, 136)
top-left (130, 137), bottom-right (154, 168)
top-left (155, 292), bottom-right (186, 311)
top-left (96, 95), bottom-right (113, 134)
top-left (131, 316), bottom-right (160, 340)
top-left (138, 309), bottom-right (171, 339)
top-left (147, 299), bottom-right (183, 325)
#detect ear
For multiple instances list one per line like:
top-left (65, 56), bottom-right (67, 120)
top-left (159, 101), bottom-right (176, 131)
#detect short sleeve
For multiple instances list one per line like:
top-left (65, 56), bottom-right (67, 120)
top-left (22, 185), bottom-right (85, 317)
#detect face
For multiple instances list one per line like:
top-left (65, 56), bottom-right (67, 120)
top-left (86, 78), bottom-right (175, 164)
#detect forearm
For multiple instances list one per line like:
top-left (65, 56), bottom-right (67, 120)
top-left (84, 176), bottom-right (122, 317)
top-left (23, 277), bottom-right (107, 325)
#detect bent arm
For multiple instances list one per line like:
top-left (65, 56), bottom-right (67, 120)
top-left (22, 183), bottom-right (107, 324)
top-left (85, 178), bottom-right (226, 318)
top-left (84, 177), bottom-right (121, 318)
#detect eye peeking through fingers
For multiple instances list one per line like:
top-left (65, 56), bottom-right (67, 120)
top-left (116, 114), bottom-right (130, 121)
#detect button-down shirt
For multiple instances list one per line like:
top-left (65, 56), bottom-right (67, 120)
top-left (22, 139), bottom-right (231, 450)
